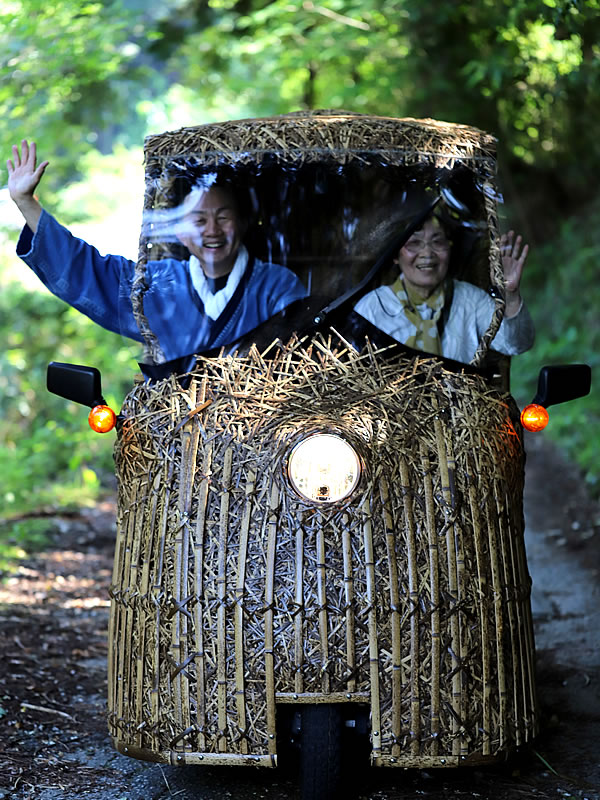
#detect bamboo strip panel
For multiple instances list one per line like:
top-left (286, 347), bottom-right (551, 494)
top-left (109, 332), bottom-right (536, 766)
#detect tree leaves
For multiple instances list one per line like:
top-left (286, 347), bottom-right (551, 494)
top-left (1, 0), bottom-right (145, 192)
top-left (2, 0), bottom-right (598, 208)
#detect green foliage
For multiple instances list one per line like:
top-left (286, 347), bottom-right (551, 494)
top-left (153, 0), bottom-right (600, 209)
top-left (3, 0), bottom-right (599, 219)
top-left (164, 1), bottom-right (414, 118)
top-left (0, 0), bottom-right (162, 196)
top-left (511, 196), bottom-right (599, 493)
top-left (0, 281), bottom-right (139, 516)
top-left (54, 145), bottom-right (145, 227)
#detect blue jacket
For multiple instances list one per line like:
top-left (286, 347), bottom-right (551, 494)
top-left (17, 211), bottom-right (307, 361)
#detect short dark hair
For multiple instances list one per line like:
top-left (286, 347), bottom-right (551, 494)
top-left (168, 164), bottom-right (255, 222)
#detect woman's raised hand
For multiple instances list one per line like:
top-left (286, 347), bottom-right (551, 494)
top-left (500, 230), bottom-right (529, 294)
top-left (500, 230), bottom-right (529, 316)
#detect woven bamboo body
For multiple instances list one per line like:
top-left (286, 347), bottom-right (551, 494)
top-left (108, 334), bottom-right (537, 767)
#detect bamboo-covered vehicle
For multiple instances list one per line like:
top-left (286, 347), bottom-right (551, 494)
top-left (48, 112), bottom-right (591, 799)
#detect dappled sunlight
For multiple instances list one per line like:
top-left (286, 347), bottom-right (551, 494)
top-left (0, 504), bottom-right (116, 610)
top-left (0, 548), bottom-right (112, 608)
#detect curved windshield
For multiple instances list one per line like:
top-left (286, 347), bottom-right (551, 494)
top-left (133, 158), bottom-right (495, 372)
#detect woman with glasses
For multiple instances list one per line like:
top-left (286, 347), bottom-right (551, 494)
top-left (354, 215), bottom-right (534, 363)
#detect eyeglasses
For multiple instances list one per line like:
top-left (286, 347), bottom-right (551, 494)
top-left (402, 235), bottom-right (450, 255)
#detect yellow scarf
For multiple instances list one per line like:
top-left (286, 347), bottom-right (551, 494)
top-left (389, 276), bottom-right (446, 355)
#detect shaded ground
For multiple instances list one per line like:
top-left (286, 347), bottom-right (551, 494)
top-left (0, 435), bottom-right (598, 799)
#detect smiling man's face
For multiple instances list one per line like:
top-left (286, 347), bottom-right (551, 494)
top-left (397, 217), bottom-right (450, 299)
top-left (176, 186), bottom-right (247, 278)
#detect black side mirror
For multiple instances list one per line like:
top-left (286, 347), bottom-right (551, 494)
top-left (532, 364), bottom-right (591, 408)
top-left (47, 362), bottom-right (105, 408)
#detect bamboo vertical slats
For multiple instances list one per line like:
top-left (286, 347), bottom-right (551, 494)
top-left (108, 333), bottom-right (537, 768)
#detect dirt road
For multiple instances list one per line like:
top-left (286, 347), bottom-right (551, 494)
top-left (1, 435), bottom-right (598, 800)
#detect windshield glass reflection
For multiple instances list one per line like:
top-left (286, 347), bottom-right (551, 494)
top-left (136, 160), bottom-right (493, 366)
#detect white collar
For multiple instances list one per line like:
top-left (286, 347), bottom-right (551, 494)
top-left (189, 245), bottom-right (249, 320)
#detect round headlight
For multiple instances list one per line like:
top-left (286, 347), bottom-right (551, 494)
top-left (287, 433), bottom-right (361, 504)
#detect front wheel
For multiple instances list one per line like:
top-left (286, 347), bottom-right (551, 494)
top-left (299, 704), bottom-right (343, 800)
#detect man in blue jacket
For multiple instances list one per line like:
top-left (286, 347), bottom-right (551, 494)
top-left (7, 139), bottom-right (306, 363)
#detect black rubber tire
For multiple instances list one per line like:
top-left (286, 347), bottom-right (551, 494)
top-left (299, 704), bottom-right (343, 800)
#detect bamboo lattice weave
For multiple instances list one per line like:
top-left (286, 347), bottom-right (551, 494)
top-left (108, 334), bottom-right (537, 767)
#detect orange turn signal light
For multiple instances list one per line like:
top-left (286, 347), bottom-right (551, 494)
top-left (88, 404), bottom-right (117, 433)
top-left (520, 403), bottom-right (550, 432)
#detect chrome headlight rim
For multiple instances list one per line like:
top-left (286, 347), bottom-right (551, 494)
top-left (284, 428), bottom-right (365, 506)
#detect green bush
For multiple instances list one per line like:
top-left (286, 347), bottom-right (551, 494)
top-left (511, 198), bottom-right (599, 494)
top-left (0, 282), bottom-right (140, 516)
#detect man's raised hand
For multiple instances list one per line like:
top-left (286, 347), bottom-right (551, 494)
top-left (7, 139), bottom-right (49, 202)
top-left (6, 140), bottom-right (49, 233)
